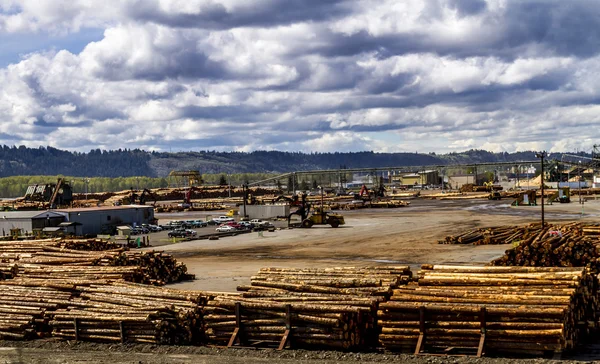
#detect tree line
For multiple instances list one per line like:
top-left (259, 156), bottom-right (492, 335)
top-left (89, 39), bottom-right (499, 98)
top-left (0, 173), bottom-right (278, 198)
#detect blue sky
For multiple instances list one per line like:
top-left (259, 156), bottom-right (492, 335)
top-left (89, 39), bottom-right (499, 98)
top-left (0, 28), bottom-right (104, 67)
top-left (0, 0), bottom-right (600, 154)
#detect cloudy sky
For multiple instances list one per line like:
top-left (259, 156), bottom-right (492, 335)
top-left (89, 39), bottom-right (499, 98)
top-left (1, 0), bottom-right (599, 154)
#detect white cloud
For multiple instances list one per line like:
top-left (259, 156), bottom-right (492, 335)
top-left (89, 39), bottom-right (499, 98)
top-left (0, 0), bottom-right (600, 153)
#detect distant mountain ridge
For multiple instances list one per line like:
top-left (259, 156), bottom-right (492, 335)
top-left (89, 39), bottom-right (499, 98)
top-left (0, 145), bottom-right (585, 178)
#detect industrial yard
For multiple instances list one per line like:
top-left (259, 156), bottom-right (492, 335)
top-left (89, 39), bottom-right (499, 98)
top-left (1, 170), bottom-right (600, 363)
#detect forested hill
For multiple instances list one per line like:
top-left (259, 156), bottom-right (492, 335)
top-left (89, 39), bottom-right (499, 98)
top-left (0, 146), bottom-right (575, 178)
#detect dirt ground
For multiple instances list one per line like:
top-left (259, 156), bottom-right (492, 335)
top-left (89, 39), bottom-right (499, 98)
top-left (154, 198), bottom-right (600, 292)
top-left (7, 196), bottom-right (600, 363)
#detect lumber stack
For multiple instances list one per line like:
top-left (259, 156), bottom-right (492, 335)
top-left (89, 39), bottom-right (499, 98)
top-left (378, 265), bottom-right (598, 355)
top-left (0, 239), bottom-right (192, 285)
top-left (202, 266), bottom-right (412, 350)
top-left (0, 279), bottom-right (76, 339)
top-left (50, 282), bottom-right (206, 345)
top-left (123, 251), bottom-right (193, 284)
top-left (490, 223), bottom-right (600, 271)
top-left (440, 223), bottom-right (544, 245)
top-left (203, 294), bottom-right (368, 350)
top-left (59, 238), bottom-right (123, 251)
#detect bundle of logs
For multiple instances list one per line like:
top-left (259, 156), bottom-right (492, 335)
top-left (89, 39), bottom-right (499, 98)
top-left (0, 238), bottom-right (193, 284)
top-left (203, 266), bottom-right (412, 350)
top-left (50, 282), bottom-right (205, 345)
top-left (378, 265), bottom-right (598, 356)
top-left (440, 223), bottom-right (545, 245)
top-left (490, 223), bottom-right (600, 271)
top-left (0, 279), bottom-right (74, 339)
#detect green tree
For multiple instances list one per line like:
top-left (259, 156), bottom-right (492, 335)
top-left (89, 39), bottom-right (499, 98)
top-left (218, 175), bottom-right (228, 186)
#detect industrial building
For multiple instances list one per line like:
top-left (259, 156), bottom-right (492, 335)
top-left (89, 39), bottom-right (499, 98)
top-left (55, 205), bottom-right (155, 236)
top-left (0, 205), bottom-right (155, 237)
top-left (0, 211), bottom-right (65, 236)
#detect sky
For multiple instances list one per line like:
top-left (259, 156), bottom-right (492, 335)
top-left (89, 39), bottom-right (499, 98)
top-left (1, 0), bottom-right (600, 154)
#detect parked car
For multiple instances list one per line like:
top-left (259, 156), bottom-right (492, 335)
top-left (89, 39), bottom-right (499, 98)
top-left (193, 220), bottom-right (208, 227)
top-left (184, 229), bottom-right (197, 236)
top-left (148, 224), bottom-right (162, 232)
top-left (212, 216), bottom-right (235, 224)
top-left (250, 219), bottom-right (270, 227)
top-left (216, 225), bottom-right (236, 233)
top-left (168, 229), bottom-right (196, 238)
top-left (223, 221), bottom-right (243, 229)
top-left (238, 221), bottom-right (254, 229)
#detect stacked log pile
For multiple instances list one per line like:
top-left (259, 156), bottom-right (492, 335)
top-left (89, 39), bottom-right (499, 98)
top-left (0, 280), bottom-right (74, 339)
top-left (378, 265), bottom-right (598, 355)
top-left (203, 266), bottom-right (412, 350)
top-left (0, 239), bottom-right (192, 284)
top-left (489, 223), bottom-right (600, 271)
top-left (58, 238), bottom-right (123, 251)
top-left (122, 251), bottom-right (193, 284)
top-left (50, 282), bottom-right (206, 345)
top-left (440, 223), bottom-right (544, 245)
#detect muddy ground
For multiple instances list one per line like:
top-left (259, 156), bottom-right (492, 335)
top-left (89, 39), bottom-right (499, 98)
top-left (5, 197), bottom-right (600, 363)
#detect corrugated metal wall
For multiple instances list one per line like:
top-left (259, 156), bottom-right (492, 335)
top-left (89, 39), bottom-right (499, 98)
top-left (60, 207), bottom-right (155, 235)
top-left (240, 205), bottom-right (290, 219)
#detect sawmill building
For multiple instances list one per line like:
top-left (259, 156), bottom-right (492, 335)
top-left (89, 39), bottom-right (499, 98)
top-left (54, 205), bottom-right (155, 236)
top-left (0, 211), bottom-right (65, 236)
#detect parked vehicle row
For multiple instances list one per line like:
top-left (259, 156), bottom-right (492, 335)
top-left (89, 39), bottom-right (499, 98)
top-left (214, 219), bottom-right (274, 233)
top-left (168, 229), bottom-right (198, 238)
top-left (159, 220), bottom-right (208, 230)
top-left (130, 224), bottom-right (163, 235)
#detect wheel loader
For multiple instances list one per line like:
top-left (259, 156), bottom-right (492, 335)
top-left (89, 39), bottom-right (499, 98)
top-left (300, 207), bottom-right (345, 228)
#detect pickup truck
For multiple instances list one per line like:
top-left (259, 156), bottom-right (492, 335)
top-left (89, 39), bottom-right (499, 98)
top-left (250, 219), bottom-right (267, 226)
top-left (212, 216), bottom-right (235, 224)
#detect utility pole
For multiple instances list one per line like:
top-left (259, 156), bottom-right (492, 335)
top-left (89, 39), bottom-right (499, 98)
top-left (535, 152), bottom-right (546, 226)
top-left (578, 161), bottom-right (582, 204)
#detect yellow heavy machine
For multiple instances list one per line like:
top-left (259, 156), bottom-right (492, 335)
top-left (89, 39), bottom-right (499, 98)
top-left (300, 207), bottom-right (345, 228)
top-left (483, 182), bottom-right (502, 200)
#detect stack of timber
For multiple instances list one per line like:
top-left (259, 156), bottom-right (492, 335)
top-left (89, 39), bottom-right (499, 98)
top-left (202, 266), bottom-right (412, 350)
top-left (440, 223), bottom-right (544, 245)
top-left (122, 251), bottom-right (193, 284)
top-left (58, 238), bottom-right (123, 251)
top-left (490, 223), bottom-right (600, 271)
top-left (50, 282), bottom-right (205, 345)
top-left (0, 239), bottom-right (193, 284)
top-left (378, 265), bottom-right (598, 356)
top-left (0, 280), bottom-right (74, 339)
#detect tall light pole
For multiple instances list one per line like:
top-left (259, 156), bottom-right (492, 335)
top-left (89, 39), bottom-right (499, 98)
top-left (82, 178), bottom-right (90, 200)
top-left (535, 152), bottom-right (546, 226)
top-left (578, 161), bottom-right (582, 204)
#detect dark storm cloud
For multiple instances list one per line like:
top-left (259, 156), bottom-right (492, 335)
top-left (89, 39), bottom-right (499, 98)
top-left (179, 104), bottom-right (270, 122)
top-left (447, 0), bottom-right (487, 16)
top-left (94, 50), bottom-right (228, 82)
top-left (127, 0), bottom-right (351, 30)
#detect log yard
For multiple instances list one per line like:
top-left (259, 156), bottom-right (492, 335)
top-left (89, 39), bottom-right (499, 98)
top-left (1, 162), bottom-right (600, 363)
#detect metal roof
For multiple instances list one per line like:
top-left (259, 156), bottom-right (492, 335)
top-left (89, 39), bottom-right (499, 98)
top-left (54, 205), bottom-right (153, 213)
top-left (0, 211), bottom-right (65, 220)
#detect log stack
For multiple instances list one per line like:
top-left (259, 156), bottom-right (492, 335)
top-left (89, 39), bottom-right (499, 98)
top-left (0, 279), bottom-right (77, 339)
top-left (123, 251), bottom-right (193, 284)
top-left (59, 238), bottom-right (123, 251)
top-left (202, 266), bottom-right (412, 350)
top-left (0, 239), bottom-right (193, 285)
top-left (440, 223), bottom-right (545, 245)
top-left (490, 223), bottom-right (600, 271)
top-left (378, 265), bottom-right (598, 356)
top-left (49, 282), bottom-right (206, 345)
